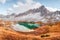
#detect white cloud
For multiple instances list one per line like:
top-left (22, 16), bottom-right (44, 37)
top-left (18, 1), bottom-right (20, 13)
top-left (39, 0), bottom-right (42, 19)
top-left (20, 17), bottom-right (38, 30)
top-left (7, 0), bottom-right (60, 14)
top-left (46, 7), bottom-right (58, 12)
top-left (7, 0), bottom-right (42, 14)
top-left (0, 0), bottom-right (6, 4)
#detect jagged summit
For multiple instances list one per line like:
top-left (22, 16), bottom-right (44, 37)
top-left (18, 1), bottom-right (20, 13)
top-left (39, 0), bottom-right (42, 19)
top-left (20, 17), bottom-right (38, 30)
top-left (0, 5), bottom-right (60, 23)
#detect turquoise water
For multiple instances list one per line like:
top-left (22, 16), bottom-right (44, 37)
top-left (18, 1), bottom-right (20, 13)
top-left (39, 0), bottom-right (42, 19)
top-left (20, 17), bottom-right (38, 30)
top-left (18, 22), bottom-right (40, 29)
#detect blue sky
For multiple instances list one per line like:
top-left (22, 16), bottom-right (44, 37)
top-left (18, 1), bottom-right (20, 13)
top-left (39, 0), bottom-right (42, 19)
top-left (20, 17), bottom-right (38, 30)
top-left (0, 0), bottom-right (60, 15)
top-left (0, 0), bottom-right (17, 15)
top-left (35, 0), bottom-right (60, 9)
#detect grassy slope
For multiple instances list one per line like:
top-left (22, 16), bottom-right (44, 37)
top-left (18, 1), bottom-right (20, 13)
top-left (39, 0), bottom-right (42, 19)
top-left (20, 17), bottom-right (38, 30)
top-left (0, 21), bottom-right (60, 40)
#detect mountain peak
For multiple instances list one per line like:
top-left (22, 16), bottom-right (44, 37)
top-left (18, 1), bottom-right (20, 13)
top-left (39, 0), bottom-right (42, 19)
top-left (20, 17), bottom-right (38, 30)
top-left (39, 5), bottom-right (45, 9)
top-left (1, 5), bottom-right (60, 23)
